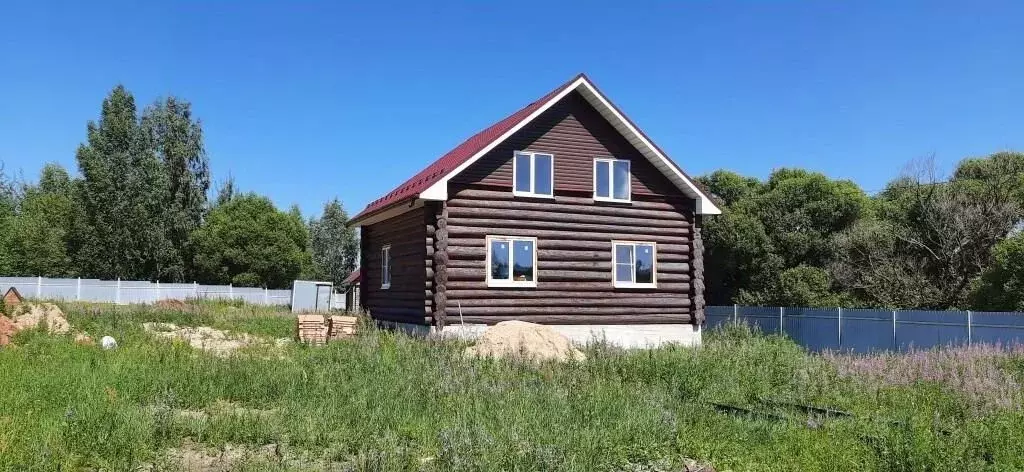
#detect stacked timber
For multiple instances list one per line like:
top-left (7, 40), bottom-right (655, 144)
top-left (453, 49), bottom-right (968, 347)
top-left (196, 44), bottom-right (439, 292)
top-left (296, 314), bottom-right (327, 345)
top-left (327, 315), bottom-right (358, 339)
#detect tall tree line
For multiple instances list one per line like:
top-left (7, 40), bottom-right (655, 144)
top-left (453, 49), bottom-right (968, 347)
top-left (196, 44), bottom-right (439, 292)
top-left (699, 151), bottom-right (1024, 311)
top-left (0, 85), bottom-right (359, 289)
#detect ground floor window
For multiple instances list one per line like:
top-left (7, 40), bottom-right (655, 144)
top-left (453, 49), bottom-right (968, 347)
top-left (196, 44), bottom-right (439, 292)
top-left (613, 241), bottom-right (656, 288)
top-left (381, 245), bottom-right (391, 289)
top-left (486, 236), bottom-right (537, 287)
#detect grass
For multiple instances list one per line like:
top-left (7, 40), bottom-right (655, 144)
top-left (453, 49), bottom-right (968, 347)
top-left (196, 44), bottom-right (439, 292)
top-left (2, 304), bottom-right (1024, 471)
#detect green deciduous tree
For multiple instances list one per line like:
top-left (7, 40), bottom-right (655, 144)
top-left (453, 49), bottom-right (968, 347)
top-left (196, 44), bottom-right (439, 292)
top-left (309, 198), bottom-right (359, 286)
top-left (189, 193), bottom-right (308, 288)
top-left (7, 164), bottom-right (78, 277)
top-left (75, 85), bottom-right (171, 280)
top-left (142, 97), bottom-right (211, 281)
top-left (972, 233), bottom-right (1024, 311)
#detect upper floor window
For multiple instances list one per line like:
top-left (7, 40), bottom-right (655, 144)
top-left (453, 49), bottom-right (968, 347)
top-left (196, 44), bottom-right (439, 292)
top-left (487, 235), bottom-right (537, 287)
top-left (613, 241), bottom-right (656, 288)
top-left (513, 151), bottom-right (554, 198)
top-left (594, 158), bottom-right (631, 202)
top-left (381, 245), bottom-right (391, 289)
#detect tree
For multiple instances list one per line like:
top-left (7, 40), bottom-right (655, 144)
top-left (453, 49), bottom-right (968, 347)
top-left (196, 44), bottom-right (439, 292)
top-left (7, 164), bottom-right (78, 277)
top-left (0, 163), bottom-right (18, 275)
top-left (215, 174), bottom-right (237, 207)
top-left (972, 233), bottom-right (1024, 311)
top-left (833, 156), bottom-right (1021, 309)
top-left (309, 198), bottom-right (359, 286)
top-left (142, 97), bottom-right (210, 281)
top-left (189, 193), bottom-right (308, 288)
top-left (75, 85), bottom-right (171, 280)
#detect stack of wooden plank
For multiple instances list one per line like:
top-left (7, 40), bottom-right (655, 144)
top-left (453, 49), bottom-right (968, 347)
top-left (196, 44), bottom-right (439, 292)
top-left (296, 314), bottom-right (327, 345)
top-left (328, 315), bottom-right (358, 339)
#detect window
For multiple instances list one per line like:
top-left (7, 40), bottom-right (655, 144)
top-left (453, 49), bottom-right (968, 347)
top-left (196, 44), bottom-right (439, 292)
top-left (381, 245), bottom-right (391, 289)
top-left (513, 151), bottom-right (554, 197)
top-left (612, 241), bottom-right (656, 288)
top-left (594, 158), bottom-right (631, 202)
top-left (486, 236), bottom-right (537, 287)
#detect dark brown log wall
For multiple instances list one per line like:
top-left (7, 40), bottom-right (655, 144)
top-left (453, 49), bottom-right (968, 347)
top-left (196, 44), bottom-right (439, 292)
top-left (361, 206), bottom-right (433, 325)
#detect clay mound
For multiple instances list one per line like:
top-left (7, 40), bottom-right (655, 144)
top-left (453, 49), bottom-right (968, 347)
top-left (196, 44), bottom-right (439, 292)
top-left (11, 303), bottom-right (70, 335)
top-left (0, 316), bottom-right (15, 346)
top-left (464, 320), bottom-right (585, 362)
top-left (155, 299), bottom-right (190, 310)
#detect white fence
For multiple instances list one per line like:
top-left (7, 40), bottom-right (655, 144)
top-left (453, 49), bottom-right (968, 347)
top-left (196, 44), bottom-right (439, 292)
top-left (0, 276), bottom-right (293, 306)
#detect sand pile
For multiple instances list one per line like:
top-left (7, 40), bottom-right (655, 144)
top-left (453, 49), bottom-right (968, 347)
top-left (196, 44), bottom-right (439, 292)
top-left (464, 320), bottom-right (585, 362)
top-left (143, 322), bottom-right (288, 356)
top-left (10, 303), bottom-right (71, 335)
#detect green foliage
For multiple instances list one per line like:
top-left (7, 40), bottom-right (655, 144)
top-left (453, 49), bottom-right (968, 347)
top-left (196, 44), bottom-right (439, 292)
top-left (972, 233), bottom-right (1024, 311)
top-left (703, 168), bottom-right (867, 305)
top-left (190, 193), bottom-right (308, 288)
top-left (309, 198), bottom-right (359, 286)
top-left (7, 163), bottom-right (77, 276)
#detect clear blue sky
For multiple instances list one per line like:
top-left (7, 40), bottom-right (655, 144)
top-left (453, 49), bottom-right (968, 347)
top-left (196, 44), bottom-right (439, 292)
top-left (2, 1), bottom-right (1022, 217)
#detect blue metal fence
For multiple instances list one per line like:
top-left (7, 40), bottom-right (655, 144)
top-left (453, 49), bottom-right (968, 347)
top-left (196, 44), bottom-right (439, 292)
top-left (706, 305), bottom-right (1024, 353)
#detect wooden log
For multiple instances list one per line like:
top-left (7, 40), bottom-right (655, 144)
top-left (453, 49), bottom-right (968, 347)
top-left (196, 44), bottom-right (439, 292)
top-left (448, 313), bottom-right (692, 325)
top-left (444, 306), bottom-right (690, 315)
top-left (449, 188), bottom-right (693, 212)
top-left (433, 202), bottom-right (449, 327)
top-left (449, 297), bottom-right (691, 308)
top-left (445, 217), bottom-right (688, 236)
top-left (444, 280), bottom-right (692, 291)
top-left (691, 216), bottom-right (705, 323)
top-left (447, 226), bottom-right (690, 244)
top-left (446, 197), bottom-right (691, 221)
top-left (447, 289), bottom-right (691, 298)
top-left (447, 239), bottom-right (693, 253)
top-left (447, 206), bottom-right (689, 229)
top-left (447, 247), bottom-right (689, 261)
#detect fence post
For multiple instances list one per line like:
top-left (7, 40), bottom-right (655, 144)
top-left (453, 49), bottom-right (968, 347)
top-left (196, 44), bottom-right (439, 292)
top-left (837, 307), bottom-right (843, 347)
top-left (779, 306), bottom-right (784, 334)
top-left (76, 277), bottom-right (81, 301)
top-left (967, 310), bottom-right (973, 345)
top-left (229, 283), bottom-right (233, 300)
top-left (733, 303), bottom-right (738, 323)
top-left (155, 280), bottom-right (160, 303)
top-left (892, 310), bottom-right (897, 350)
top-left (194, 281), bottom-right (199, 299)
top-left (264, 288), bottom-right (269, 305)
top-left (36, 276), bottom-right (42, 298)
top-left (116, 278), bottom-right (121, 305)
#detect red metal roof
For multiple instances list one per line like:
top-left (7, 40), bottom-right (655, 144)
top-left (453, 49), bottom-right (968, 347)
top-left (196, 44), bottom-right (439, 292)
top-left (341, 269), bottom-right (360, 286)
top-left (352, 74), bottom-right (584, 222)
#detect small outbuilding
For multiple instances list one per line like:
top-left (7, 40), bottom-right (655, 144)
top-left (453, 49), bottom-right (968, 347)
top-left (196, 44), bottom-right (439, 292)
top-left (341, 270), bottom-right (361, 313)
top-left (3, 287), bottom-right (24, 312)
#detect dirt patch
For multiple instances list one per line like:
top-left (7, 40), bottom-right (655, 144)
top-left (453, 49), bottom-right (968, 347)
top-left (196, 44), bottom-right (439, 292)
top-left (155, 299), bottom-right (190, 310)
top-left (10, 302), bottom-right (70, 335)
top-left (465, 320), bottom-right (585, 362)
top-left (142, 438), bottom-right (339, 472)
top-left (143, 322), bottom-right (289, 356)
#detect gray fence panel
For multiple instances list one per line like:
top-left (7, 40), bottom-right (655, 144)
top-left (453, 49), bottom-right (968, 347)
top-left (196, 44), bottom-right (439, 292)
top-left (1, 277), bottom-right (294, 307)
top-left (704, 306), bottom-right (734, 330)
top-left (783, 307), bottom-right (839, 352)
top-left (740, 306), bottom-right (784, 334)
top-left (971, 312), bottom-right (1024, 345)
top-left (896, 310), bottom-right (970, 351)
top-left (80, 280), bottom-right (118, 303)
top-left (836, 308), bottom-right (896, 353)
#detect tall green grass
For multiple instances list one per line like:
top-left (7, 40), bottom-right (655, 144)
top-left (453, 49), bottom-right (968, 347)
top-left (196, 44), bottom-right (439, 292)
top-left (1, 309), bottom-right (1023, 471)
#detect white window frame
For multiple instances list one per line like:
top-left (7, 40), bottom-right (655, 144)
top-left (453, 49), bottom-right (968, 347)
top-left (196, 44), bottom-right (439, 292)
top-left (512, 151), bottom-right (555, 198)
top-left (612, 240), bottom-right (657, 288)
top-left (485, 235), bottom-right (539, 288)
top-left (593, 158), bottom-right (632, 203)
top-left (381, 245), bottom-right (391, 289)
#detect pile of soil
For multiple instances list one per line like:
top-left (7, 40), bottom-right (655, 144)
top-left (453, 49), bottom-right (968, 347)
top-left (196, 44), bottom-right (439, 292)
top-left (464, 320), bottom-right (585, 362)
top-left (155, 299), bottom-right (190, 310)
top-left (10, 303), bottom-right (70, 335)
top-left (143, 322), bottom-right (288, 356)
top-left (0, 316), bottom-right (16, 346)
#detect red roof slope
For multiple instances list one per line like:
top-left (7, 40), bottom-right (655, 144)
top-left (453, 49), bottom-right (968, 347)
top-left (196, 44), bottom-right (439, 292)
top-left (341, 269), bottom-right (360, 286)
top-left (352, 74), bottom-right (583, 222)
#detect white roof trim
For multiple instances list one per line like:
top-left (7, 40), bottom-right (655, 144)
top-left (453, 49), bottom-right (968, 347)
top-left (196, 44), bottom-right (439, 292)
top-left (419, 76), bottom-right (721, 215)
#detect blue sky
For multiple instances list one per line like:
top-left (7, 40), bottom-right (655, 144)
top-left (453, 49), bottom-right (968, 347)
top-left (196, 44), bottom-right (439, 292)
top-left (2, 1), bottom-right (1022, 217)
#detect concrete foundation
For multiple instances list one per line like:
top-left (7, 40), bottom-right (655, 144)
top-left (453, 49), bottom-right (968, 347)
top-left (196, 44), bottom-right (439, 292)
top-left (380, 321), bottom-right (702, 349)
